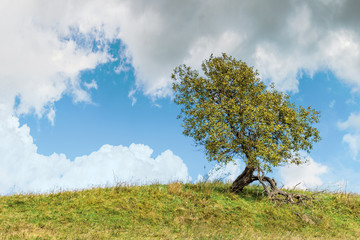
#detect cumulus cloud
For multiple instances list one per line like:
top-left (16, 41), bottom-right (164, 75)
top-left (110, 0), bottom-right (360, 96)
top-left (0, 115), bottom-right (189, 195)
top-left (4, 0), bottom-right (358, 102)
top-left (2, 1), bottom-right (360, 110)
top-left (0, 0), bottom-right (113, 119)
top-left (279, 157), bottom-right (328, 190)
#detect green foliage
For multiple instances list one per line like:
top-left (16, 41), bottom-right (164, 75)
top-left (0, 183), bottom-right (359, 239)
top-left (172, 53), bottom-right (320, 171)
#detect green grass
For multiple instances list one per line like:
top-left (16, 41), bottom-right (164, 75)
top-left (0, 182), bottom-right (359, 239)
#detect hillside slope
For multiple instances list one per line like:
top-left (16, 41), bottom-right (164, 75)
top-left (0, 182), bottom-right (359, 239)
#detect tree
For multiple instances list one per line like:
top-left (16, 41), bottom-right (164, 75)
top-left (172, 53), bottom-right (320, 201)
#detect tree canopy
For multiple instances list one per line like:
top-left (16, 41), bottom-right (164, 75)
top-left (172, 53), bottom-right (321, 197)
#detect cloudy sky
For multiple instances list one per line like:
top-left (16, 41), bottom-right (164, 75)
top-left (1, 0), bottom-right (360, 195)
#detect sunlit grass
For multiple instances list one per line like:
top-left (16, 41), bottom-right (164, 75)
top-left (0, 181), bottom-right (359, 239)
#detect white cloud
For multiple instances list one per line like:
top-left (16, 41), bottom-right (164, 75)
top-left (108, 0), bottom-right (360, 96)
top-left (196, 160), bottom-right (242, 183)
top-left (338, 113), bottom-right (360, 132)
top-left (47, 107), bottom-right (56, 126)
top-left (279, 157), bottom-right (328, 190)
top-left (184, 31), bottom-right (245, 72)
top-left (0, 0), bottom-right (112, 118)
top-left (0, 115), bottom-right (189, 195)
top-left (84, 80), bottom-right (98, 90)
top-left (338, 113), bottom-right (360, 159)
top-left (128, 89), bottom-right (137, 106)
top-left (61, 144), bottom-right (189, 190)
top-left (2, 0), bottom-right (360, 111)
top-left (8, 0), bottom-right (351, 100)
top-left (342, 134), bottom-right (360, 159)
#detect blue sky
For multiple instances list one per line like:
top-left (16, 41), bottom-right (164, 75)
top-left (20, 55), bottom-right (210, 179)
top-left (1, 0), bottom-right (360, 194)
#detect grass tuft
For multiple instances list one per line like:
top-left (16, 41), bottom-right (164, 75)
top-left (0, 182), bottom-right (359, 239)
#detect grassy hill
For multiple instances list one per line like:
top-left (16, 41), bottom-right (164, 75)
top-left (0, 182), bottom-right (359, 239)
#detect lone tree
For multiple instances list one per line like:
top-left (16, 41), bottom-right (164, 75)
top-left (172, 54), bottom-right (320, 201)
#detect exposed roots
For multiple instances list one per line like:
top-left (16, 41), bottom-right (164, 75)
top-left (231, 166), bottom-right (324, 224)
top-left (257, 176), bottom-right (312, 204)
top-left (231, 166), bottom-right (313, 205)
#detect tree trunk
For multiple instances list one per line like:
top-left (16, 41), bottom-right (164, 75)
top-left (230, 165), bottom-right (256, 192)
